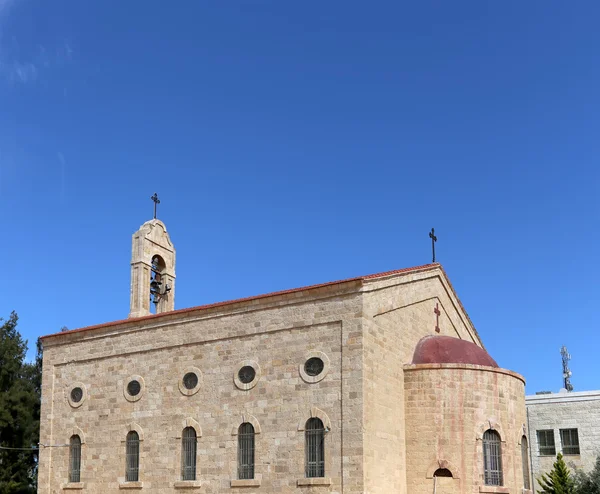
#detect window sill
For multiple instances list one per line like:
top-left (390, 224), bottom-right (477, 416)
top-left (174, 480), bottom-right (202, 488)
top-left (62, 483), bottom-right (85, 490)
top-left (479, 487), bottom-right (509, 493)
top-left (231, 479), bottom-right (261, 487)
top-left (119, 482), bottom-right (143, 489)
top-left (297, 478), bottom-right (332, 486)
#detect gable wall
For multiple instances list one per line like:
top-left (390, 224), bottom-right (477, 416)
top-left (361, 267), bottom-right (481, 494)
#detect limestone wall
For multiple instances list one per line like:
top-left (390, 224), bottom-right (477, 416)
top-left (526, 391), bottom-right (600, 491)
top-left (404, 363), bottom-right (529, 494)
top-left (38, 284), bottom-right (365, 494)
top-left (361, 268), bottom-right (482, 494)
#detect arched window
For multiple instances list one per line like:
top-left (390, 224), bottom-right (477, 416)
top-left (434, 468), bottom-right (453, 478)
top-left (483, 429), bottom-right (503, 486)
top-left (125, 431), bottom-right (140, 482)
top-left (181, 427), bottom-right (197, 480)
top-left (522, 435), bottom-right (531, 489)
top-left (238, 423), bottom-right (255, 480)
top-left (68, 435), bottom-right (81, 483)
top-left (305, 418), bottom-right (325, 478)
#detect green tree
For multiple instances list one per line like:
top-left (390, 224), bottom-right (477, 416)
top-left (574, 456), bottom-right (600, 494)
top-left (0, 312), bottom-right (41, 494)
top-left (538, 453), bottom-right (575, 494)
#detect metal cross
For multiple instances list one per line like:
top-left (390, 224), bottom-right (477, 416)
top-left (434, 303), bottom-right (441, 333)
top-left (429, 227), bottom-right (437, 263)
top-left (150, 193), bottom-right (160, 219)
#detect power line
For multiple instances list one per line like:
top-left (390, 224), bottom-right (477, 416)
top-left (0, 445), bottom-right (39, 451)
top-left (0, 443), bottom-right (71, 451)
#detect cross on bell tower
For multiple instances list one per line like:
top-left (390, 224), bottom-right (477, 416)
top-left (151, 192), bottom-right (160, 219)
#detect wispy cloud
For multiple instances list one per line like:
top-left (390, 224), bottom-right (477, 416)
top-left (0, 1), bottom-right (72, 85)
top-left (0, 0), bottom-right (15, 15)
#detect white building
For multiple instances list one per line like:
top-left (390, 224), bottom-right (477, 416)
top-left (526, 389), bottom-right (600, 491)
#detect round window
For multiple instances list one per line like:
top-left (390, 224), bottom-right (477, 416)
top-left (71, 386), bottom-right (83, 403)
top-left (183, 372), bottom-right (198, 390)
top-left (127, 380), bottom-right (141, 396)
top-left (304, 357), bottom-right (325, 377)
top-left (70, 387), bottom-right (83, 403)
top-left (238, 366), bottom-right (256, 384)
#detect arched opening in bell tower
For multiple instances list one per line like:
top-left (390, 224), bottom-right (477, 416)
top-left (150, 255), bottom-right (166, 314)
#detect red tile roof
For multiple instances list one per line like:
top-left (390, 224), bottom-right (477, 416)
top-left (41, 263), bottom-right (445, 341)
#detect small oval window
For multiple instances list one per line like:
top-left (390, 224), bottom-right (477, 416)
top-left (183, 372), bottom-right (198, 390)
top-left (127, 380), bottom-right (141, 396)
top-left (304, 357), bottom-right (325, 377)
top-left (238, 366), bottom-right (256, 384)
top-left (70, 387), bottom-right (83, 403)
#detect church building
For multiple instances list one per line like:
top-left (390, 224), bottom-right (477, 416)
top-left (38, 216), bottom-right (531, 493)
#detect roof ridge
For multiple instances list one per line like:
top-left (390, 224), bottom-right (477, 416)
top-left (41, 263), bottom-right (440, 340)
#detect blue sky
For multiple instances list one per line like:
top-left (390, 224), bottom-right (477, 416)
top-left (0, 1), bottom-right (598, 395)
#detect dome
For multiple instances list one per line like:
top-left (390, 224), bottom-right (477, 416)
top-left (412, 335), bottom-right (498, 368)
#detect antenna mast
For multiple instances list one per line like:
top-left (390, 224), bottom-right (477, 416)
top-left (561, 345), bottom-right (573, 392)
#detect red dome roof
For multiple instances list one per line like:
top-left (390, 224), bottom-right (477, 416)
top-left (412, 335), bottom-right (498, 367)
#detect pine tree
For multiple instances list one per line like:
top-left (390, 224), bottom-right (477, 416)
top-left (538, 453), bottom-right (575, 494)
top-left (0, 312), bottom-right (41, 494)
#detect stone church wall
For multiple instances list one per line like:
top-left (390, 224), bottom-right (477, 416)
top-left (361, 268), bottom-right (482, 494)
top-left (404, 363), bottom-right (529, 494)
top-left (38, 284), bottom-right (366, 494)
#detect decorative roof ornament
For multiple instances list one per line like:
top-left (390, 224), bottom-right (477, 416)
top-left (150, 192), bottom-right (160, 219)
top-left (429, 228), bottom-right (437, 263)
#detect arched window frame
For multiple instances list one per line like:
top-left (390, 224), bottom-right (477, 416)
top-left (68, 435), bottom-right (82, 483)
top-left (238, 423), bottom-right (255, 480)
top-left (483, 429), bottom-right (503, 486)
top-left (125, 431), bottom-right (140, 482)
top-left (181, 427), bottom-right (197, 481)
top-left (305, 418), bottom-right (325, 478)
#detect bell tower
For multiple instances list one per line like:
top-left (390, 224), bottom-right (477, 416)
top-left (129, 195), bottom-right (176, 318)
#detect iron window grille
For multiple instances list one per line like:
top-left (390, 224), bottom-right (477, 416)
top-left (560, 429), bottom-right (580, 455)
top-left (68, 435), bottom-right (81, 483)
top-left (181, 427), bottom-right (197, 480)
top-left (305, 418), bottom-right (325, 478)
top-left (483, 429), bottom-right (503, 486)
top-left (537, 429), bottom-right (556, 456)
top-left (521, 436), bottom-right (531, 490)
top-left (125, 431), bottom-right (140, 482)
top-left (238, 423), bottom-right (255, 480)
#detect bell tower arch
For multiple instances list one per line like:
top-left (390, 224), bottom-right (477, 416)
top-left (129, 218), bottom-right (176, 318)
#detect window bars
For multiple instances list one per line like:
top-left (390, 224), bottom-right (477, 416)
top-left (125, 431), bottom-right (140, 482)
top-left (560, 429), bottom-right (580, 455)
top-left (521, 436), bottom-right (531, 490)
top-left (68, 435), bottom-right (81, 483)
top-left (537, 429), bottom-right (556, 456)
top-left (305, 418), bottom-right (325, 478)
top-left (483, 429), bottom-right (503, 486)
top-left (181, 427), bottom-right (197, 481)
top-left (238, 423), bottom-right (255, 480)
